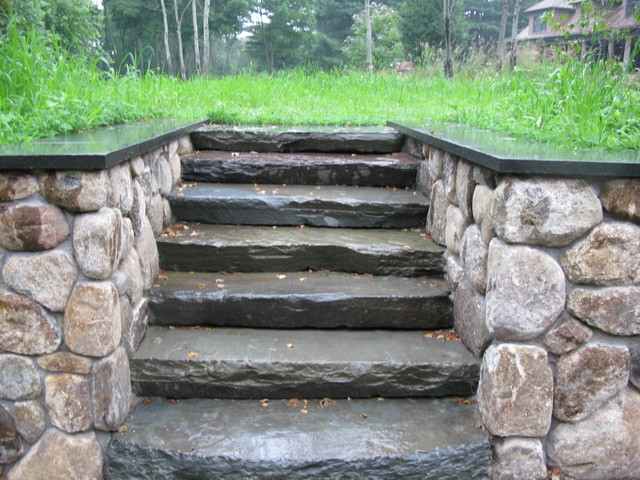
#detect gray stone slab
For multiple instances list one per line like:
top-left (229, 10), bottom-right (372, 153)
top-left (108, 397), bottom-right (489, 480)
top-left (158, 224), bottom-right (445, 276)
top-left (191, 126), bottom-right (405, 153)
top-left (181, 151), bottom-right (418, 187)
top-left (169, 183), bottom-right (428, 229)
top-left (131, 327), bottom-right (479, 399)
top-left (0, 120), bottom-right (205, 170)
top-left (148, 271), bottom-right (452, 329)
top-left (391, 122), bottom-right (640, 177)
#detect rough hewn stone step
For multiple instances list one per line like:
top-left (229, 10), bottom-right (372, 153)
top-left (107, 397), bottom-right (489, 480)
top-left (190, 126), bottom-right (405, 153)
top-left (181, 151), bottom-right (418, 187)
top-left (158, 224), bottom-right (445, 276)
top-left (169, 183), bottom-right (428, 229)
top-left (148, 271), bottom-right (452, 329)
top-left (131, 327), bottom-right (479, 399)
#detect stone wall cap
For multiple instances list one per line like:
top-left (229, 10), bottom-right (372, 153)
top-left (0, 119), bottom-right (207, 171)
top-left (390, 122), bottom-right (640, 177)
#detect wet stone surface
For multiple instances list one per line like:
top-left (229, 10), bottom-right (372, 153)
top-left (108, 397), bottom-right (489, 480)
top-left (158, 224), bottom-right (445, 277)
top-left (168, 183), bottom-right (429, 229)
top-left (181, 151), bottom-right (418, 188)
top-left (131, 327), bottom-right (479, 399)
top-left (190, 126), bottom-right (405, 154)
top-left (149, 271), bottom-right (453, 329)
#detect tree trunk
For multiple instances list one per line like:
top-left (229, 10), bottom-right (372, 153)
top-left (443, 0), bottom-right (453, 78)
top-left (159, 0), bottom-right (173, 74)
top-left (509, 0), bottom-right (521, 72)
top-left (173, 0), bottom-right (186, 79)
top-left (202, 0), bottom-right (211, 74)
top-left (497, 0), bottom-right (510, 72)
top-left (365, 0), bottom-right (373, 72)
top-left (192, 0), bottom-right (201, 74)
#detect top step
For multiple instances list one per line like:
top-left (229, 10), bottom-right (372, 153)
top-left (191, 126), bottom-right (405, 153)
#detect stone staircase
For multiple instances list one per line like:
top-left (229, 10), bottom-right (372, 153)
top-left (106, 127), bottom-right (490, 480)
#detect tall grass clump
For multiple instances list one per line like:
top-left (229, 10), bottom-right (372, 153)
top-left (449, 58), bottom-right (640, 150)
top-left (0, 18), bottom-right (152, 143)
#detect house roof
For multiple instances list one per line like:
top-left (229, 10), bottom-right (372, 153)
top-left (525, 0), bottom-right (575, 14)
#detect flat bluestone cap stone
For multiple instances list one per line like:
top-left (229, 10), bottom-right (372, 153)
top-left (390, 122), bottom-right (640, 177)
top-left (0, 119), bottom-right (207, 170)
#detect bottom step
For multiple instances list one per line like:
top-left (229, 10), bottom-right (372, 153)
top-left (108, 398), bottom-right (489, 480)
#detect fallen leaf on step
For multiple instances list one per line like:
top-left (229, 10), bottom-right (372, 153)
top-left (158, 275), bottom-right (168, 280)
top-left (190, 231), bottom-right (198, 236)
top-left (299, 409), bottom-right (308, 414)
top-left (361, 413), bottom-right (368, 419)
top-left (260, 398), bottom-right (270, 407)
top-left (299, 277), bottom-right (307, 282)
top-left (377, 397), bottom-right (385, 402)
top-left (318, 398), bottom-right (335, 408)
top-left (216, 284), bottom-right (225, 288)
top-left (152, 337), bottom-right (162, 344)
top-left (421, 330), bottom-right (461, 341)
top-left (231, 152), bottom-right (240, 156)
top-left (285, 398), bottom-right (300, 407)
top-left (152, 284), bottom-right (160, 288)
top-left (450, 397), bottom-right (476, 405)
top-left (286, 343), bottom-right (295, 349)
top-left (117, 425), bottom-right (129, 433)
top-left (198, 283), bottom-right (206, 288)
top-left (422, 234), bottom-right (432, 240)
top-left (216, 278), bottom-right (225, 283)
top-left (402, 245), bottom-right (411, 249)
top-left (187, 351), bottom-right (198, 357)
top-left (169, 399), bottom-right (182, 403)
top-left (297, 224), bottom-right (306, 229)
top-left (277, 274), bottom-right (287, 279)
top-left (142, 399), bottom-right (154, 405)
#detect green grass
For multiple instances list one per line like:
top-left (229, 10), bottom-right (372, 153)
top-left (1, 22), bottom-right (638, 151)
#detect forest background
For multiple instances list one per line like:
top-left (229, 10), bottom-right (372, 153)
top-left (0, 0), bottom-right (639, 151)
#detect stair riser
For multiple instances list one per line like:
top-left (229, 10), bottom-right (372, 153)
top-left (158, 243), bottom-right (445, 276)
top-left (169, 197), bottom-right (427, 229)
top-left (149, 295), bottom-right (453, 329)
top-left (181, 157), bottom-right (417, 187)
top-left (131, 362), bottom-right (479, 399)
top-left (191, 130), bottom-right (404, 153)
top-left (108, 441), bottom-right (490, 480)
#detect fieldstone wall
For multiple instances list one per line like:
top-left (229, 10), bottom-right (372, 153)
top-left (417, 144), bottom-right (640, 480)
top-left (0, 136), bottom-right (192, 479)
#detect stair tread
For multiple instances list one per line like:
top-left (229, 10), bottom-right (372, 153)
top-left (148, 271), bottom-right (452, 329)
top-left (181, 151), bottom-right (418, 187)
top-left (190, 125), bottom-right (405, 153)
top-left (107, 397), bottom-right (489, 480)
top-left (131, 327), bottom-right (479, 399)
top-left (169, 183), bottom-right (428, 228)
top-left (158, 224), bottom-right (445, 276)
top-left (172, 182), bottom-right (426, 204)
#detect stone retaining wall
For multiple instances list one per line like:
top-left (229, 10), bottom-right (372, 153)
top-left (0, 136), bottom-right (192, 479)
top-left (415, 141), bottom-right (640, 480)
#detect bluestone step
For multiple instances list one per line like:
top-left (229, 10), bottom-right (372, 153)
top-left (107, 398), bottom-right (489, 480)
top-left (132, 327), bottom-right (479, 399)
top-left (191, 126), bottom-right (405, 153)
top-left (169, 183), bottom-right (428, 228)
top-left (148, 271), bottom-right (452, 329)
top-left (181, 151), bottom-right (418, 187)
top-left (158, 224), bottom-right (445, 276)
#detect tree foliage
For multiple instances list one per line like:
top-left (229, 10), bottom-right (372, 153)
top-left (1, 0), bottom-right (102, 56)
top-left (342, 2), bottom-right (403, 69)
top-left (399, 0), bottom-right (468, 59)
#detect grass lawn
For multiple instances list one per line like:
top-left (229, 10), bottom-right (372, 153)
top-left (1, 25), bottom-right (639, 151)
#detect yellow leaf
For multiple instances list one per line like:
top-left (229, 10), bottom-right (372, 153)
top-left (187, 351), bottom-right (198, 357)
top-left (299, 409), bottom-right (308, 414)
top-left (117, 425), bottom-right (129, 433)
